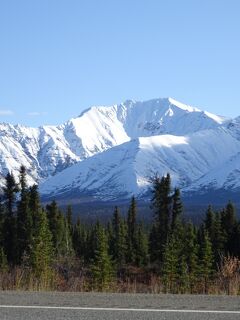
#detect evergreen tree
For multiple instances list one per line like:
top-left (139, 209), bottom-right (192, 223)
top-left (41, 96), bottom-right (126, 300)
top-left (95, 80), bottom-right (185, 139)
top-left (177, 255), bottom-right (189, 293)
top-left (135, 223), bottom-right (148, 267)
top-left (2, 172), bottom-right (18, 264)
top-left (231, 222), bottom-right (240, 257)
top-left (183, 223), bottom-right (198, 292)
top-left (29, 184), bottom-right (42, 231)
top-left (171, 188), bottom-right (183, 233)
top-left (46, 201), bottom-right (71, 256)
top-left (30, 208), bottom-right (53, 279)
top-left (16, 165), bottom-right (33, 263)
top-left (162, 234), bottom-right (179, 293)
top-left (64, 215), bottom-right (74, 256)
top-left (111, 207), bottom-right (127, 268)
top-left (198, 229), bottom-right (214, 293)
top-left (221, 202), bottom-right (237, 254)
top-left (127, 197), bottom-right (137, 264)
top-left (212, 212), bottom-right (226, 265)
top-left (151, 173), bottom-right (172, 262)
top-left (66, 205), bottom-right (73, 236)
top-left (73, 217), bottom-right (88, 260)
top-left (91, 224), bottom-right (114, 291)
top-left (204, 205), bottom-right (215, 241)
top-left (46, 200), bottom-right (59, 247)
top-left (149, 222), bottom-right (158, 263)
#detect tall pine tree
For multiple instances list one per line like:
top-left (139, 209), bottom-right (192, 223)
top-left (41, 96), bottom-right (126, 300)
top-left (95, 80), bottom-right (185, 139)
top-left (2, 172), bottom-right (18, 264)
top-left (17, 165), bottom-right (33, 263)
top-left (91, 224), bottom-right (114, 291)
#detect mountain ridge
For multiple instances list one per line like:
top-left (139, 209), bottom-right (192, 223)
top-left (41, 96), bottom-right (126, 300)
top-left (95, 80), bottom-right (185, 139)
top-left (0, 97), bottom-right (237, 204)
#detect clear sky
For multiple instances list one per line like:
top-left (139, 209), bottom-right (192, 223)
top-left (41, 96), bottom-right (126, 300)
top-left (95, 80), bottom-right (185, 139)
top-left (0, 0), bottom-right (240, 127)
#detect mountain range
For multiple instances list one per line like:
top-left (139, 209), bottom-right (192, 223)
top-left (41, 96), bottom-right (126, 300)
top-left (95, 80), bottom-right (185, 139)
top-left (0, 97), bottom-right (239, 204)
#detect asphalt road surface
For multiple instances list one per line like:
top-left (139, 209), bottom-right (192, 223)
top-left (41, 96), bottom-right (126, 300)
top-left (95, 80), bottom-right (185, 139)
top-left (0, 291), bottom-right (240, 320)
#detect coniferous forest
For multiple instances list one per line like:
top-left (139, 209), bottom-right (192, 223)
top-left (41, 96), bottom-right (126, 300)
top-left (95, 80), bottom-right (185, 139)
top-left (0, 167), bottom-right (240, 294)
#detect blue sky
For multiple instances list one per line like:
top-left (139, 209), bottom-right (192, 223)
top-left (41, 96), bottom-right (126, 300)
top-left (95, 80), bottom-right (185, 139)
top-left (0, 0), bottom-right (240, 126)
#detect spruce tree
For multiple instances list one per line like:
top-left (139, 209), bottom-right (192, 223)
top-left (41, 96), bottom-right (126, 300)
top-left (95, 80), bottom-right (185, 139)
top-left (91, 224), bottom-right (114, 291)
top-left (162, 234), bottom-right (179, 293)
top-left (46, 200), bottom-right (59, 247)
top-left (46, 201), bottom-right (70, 256)
top-left (29, 184), bottom-right (41, 230)
top-left (171, 188), bottom-right (183, 233)
top-left (64, 214), bottom-right (74, 257)
top-left (111, 207), bottom-right (127, 268)
top-left (212, 212), bottom-right (226, 265)
top-left (127, 197), bottom-right (137, 264)
top-left (66, 205), bottom-right (73, 236)
top-left (2, 172), bottom-right (18, 264)
top-left (16, 165), bottom-right (33, 263)
top-left (135, 223), bottom-right (148, 267)
top-left (151, 173), bottom-right (172, 263)
top-left (198, 229), bottom-right (214, 293)
top-left (177, 255), bottom-right (189, 294)
top-left (204, 205), bottom-right (215, 241)
top-left (221, 202), bottom-right (237, 254)
top-left (30, 208), bottom-right (53, 279)
top-left (183, 223), bottom-right (198, 292)
top-left (73, 218), bottom-right (87, 260)
top-left (149, 222), bottom-right (158, 263)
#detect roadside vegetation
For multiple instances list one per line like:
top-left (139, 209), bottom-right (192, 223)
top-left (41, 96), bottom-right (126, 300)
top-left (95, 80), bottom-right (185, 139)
top-left (0, 167), bottom-right (240, 294)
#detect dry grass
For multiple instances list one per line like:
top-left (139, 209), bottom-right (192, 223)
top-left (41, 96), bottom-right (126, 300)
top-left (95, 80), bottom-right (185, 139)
top-left (0, 257), bottom-right (240, 294)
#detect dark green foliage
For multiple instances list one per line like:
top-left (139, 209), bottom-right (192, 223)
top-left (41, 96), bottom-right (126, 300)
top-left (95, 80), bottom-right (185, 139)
top-left (149, 222), bottom-right (158, 263)
top-left (73, 218), bottom-right (87, 261)
top-left (177, 255), bottom-right (189, 293)
top-left (0, 169), bottom-right (240, 294)
top-left (171, 188), bottom-right (183, 233)
top-left (135, 223), bottom-right (148, 267)
top-left (111, 207), bottom-right (127, 268)
top-left (46, 201), bottom-right (59, 249)
top-left (127, 197), bottom-right (138, 264)
top-left (2, 172), bottom-right (18, 264)
top-left (29, 184), bottom-right (42, 232)
top-left (150, 174), bottom-right (172, 262)
top-left (221, 202), bottom-right (238, 255)
top-left (91, 224), bottom-right (114, 291)
top-left (204, 205), bottom-right (215, 240)
top-left (46, 201), bottom-right (72, 256)
top-left (17, 166), bottom-right (33, 263)
top-left (198, 228), bottom-right (214, 293)
top-left (66, 205), bottom-right (73, 236)
top-left (212, 212), bottom-right (226, 265)
top-left (30, 208), bottom-right (53, 277)
top-left (183, 223), bottom-right (198, 291)
top-left (162, 234), bottom-right (179, 293)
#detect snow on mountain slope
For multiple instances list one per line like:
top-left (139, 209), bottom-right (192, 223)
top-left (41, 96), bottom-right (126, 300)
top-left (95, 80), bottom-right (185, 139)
top-left (224, 116), bottom-right (240, 140)
top-left (0, 97), bottom-right (225, 187)
top-left (115, 98), bottom-right (226, 137)
top-left (40, 127), bottom-right (240, 201)
top-left (185, 152), bottom-right (240, 193)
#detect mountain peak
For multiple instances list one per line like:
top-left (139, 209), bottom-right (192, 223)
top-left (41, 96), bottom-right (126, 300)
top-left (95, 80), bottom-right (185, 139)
top-left (0, 97), bottom-right (233, 202)
top-left (167, 97), bottom-right (200, 112)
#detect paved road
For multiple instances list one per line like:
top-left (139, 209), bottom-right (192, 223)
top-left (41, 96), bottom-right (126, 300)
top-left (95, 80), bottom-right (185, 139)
top-left (0, 291), bottom-right (240, 319)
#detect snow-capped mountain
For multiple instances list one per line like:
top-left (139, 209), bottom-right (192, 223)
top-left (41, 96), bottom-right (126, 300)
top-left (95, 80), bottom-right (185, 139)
top-left (40, 126), bottom-right (240, 201)
top-left (1, 97), bottom-right (239, 203)
top-left (0, 97), bottom-right (226, 189)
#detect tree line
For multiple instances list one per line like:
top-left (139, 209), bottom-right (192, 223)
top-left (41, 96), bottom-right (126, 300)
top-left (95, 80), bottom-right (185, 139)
top-left (0, 168), bottom-right (240, 293)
